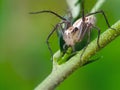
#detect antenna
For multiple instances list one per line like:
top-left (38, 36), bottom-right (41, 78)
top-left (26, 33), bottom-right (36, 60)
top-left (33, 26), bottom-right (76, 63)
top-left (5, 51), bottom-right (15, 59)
top-left (29, 10), bottom-right (67, 21)
top-left (81, 0), bottom-right (85, 21)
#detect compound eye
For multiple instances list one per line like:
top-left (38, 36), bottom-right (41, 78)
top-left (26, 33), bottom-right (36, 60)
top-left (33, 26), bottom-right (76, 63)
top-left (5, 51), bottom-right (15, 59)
top-left (72, 27), bottom-right (78, 33)
top-left (74, 27), bottom-right (78, 31)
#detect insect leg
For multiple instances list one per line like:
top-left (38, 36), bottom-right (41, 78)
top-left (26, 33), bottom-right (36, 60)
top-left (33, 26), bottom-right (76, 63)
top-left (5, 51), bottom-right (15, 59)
top-left (46, 24), bottom-right (58, 58)
top-left (78, 23), bottom-right (89, 41)
top-left (46, 20), bottom-right (70, 59)
top-left (46, 23), bottom-right (64, 59)
top-left (86, 10), bottom-right (115, 30)
top-left (80, 27), bottom-right (91, 60)
top-left (92, 26), bottom-right (101, 48)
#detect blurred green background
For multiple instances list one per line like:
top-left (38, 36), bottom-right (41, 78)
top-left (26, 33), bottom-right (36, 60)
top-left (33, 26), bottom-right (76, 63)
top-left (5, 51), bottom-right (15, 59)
top-left (0, 0), bottom-right (120, 90)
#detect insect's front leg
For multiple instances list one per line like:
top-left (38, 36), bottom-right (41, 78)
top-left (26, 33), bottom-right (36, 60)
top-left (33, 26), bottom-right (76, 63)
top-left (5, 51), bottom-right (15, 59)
top-left (46, 20), bottom-right (71, 59)
top-left (46, 22), bottom-right (64, 59)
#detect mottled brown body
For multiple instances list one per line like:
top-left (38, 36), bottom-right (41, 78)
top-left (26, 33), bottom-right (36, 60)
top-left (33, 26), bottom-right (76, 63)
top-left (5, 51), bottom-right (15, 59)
top-left (63, 15), bottom-right (96, 47)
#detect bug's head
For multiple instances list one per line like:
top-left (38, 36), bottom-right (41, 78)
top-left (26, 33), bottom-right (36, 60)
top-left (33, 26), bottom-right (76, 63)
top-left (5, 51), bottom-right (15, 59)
top-left (63, 26), bottom-right (80, 47)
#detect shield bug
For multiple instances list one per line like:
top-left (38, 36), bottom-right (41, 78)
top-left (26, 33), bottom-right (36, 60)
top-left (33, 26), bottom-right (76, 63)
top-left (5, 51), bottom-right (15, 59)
top-left (30, 0), bottom-right (114, 60)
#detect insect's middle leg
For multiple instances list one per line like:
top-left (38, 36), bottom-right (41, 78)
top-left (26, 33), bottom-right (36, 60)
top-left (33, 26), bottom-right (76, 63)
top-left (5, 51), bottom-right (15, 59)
top-left (80, 29), bottom-right (91, 60)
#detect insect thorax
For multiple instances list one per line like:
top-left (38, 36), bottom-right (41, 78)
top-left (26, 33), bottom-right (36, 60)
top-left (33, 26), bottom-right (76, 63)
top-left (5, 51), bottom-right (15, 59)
top-left (63, 15), bottom-right (96, 47)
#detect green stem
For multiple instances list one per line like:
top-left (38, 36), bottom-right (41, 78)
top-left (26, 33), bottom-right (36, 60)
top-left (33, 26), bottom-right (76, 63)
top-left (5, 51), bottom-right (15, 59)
top-left (35, 20), bottom-right (120, 90)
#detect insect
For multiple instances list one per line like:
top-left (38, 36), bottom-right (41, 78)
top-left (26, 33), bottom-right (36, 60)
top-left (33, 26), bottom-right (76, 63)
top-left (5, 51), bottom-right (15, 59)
top-left (30, 0), bottom-right (114, 60)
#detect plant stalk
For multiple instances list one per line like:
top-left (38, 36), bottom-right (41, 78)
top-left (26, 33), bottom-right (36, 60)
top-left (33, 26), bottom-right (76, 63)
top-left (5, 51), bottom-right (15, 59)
top-left (35, 20), bottom-right (120, 90)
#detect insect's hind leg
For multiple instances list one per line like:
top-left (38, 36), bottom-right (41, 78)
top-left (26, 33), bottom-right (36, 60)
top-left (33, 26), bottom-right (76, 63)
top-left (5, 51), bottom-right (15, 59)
top-left (86, 10), bottom-right (115, 30)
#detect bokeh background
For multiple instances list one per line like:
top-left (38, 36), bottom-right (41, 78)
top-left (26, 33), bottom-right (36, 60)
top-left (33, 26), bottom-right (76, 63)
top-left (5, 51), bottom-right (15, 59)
top-left (0, 0), bottom-right (120, 90)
